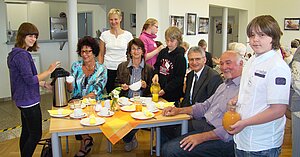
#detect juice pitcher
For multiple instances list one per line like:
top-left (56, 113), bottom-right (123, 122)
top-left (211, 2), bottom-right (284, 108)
top-left (150, 82), bottom-right (161, 102)
top-left (222, 102), bottom-right (241, 131)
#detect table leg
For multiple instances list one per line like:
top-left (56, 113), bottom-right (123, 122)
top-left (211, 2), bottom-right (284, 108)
top-left (150, 127), bottom-right (154, 156)
top-left (51, 133), bottom-right (62, 157)
top-left (156, 127), bottom-right (161, 156)
top-left (181, 120), bottom-right (188, 135)
top-left (107, 139), bottom-right (112, 153)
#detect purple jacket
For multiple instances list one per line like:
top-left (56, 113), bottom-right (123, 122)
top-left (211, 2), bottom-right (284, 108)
top-left (139, 31), bottom-right (158, 66)
top-left (7, 47), bottom-right (40, 107)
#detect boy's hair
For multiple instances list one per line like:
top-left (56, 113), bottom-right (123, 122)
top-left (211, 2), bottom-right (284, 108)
top-left (15, 22), bottom-right (39, 52)
top-left (291, 39), bottom-right (299, 48)
top-left (246, 15), bottom-right (282, 50)
top-left (198, 39), bottom-right (207, 47)
top-left (165, 26), bottom-right (182, 46)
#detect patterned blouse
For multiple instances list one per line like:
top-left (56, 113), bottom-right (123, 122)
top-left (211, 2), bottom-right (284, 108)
top-left (71, 60), bottom-right (107, 100)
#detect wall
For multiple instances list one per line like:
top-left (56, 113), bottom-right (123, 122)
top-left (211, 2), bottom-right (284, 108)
top-left (48, 2), bottom-right (106, 38)
top-left (254, 0), bottom-right (300, 47)
top-left (104, 0), bottom-right (136, 36)
top-left (6, 3), bottom-right (27, 30)
top-left (0, 0), bottom-right (10, 98)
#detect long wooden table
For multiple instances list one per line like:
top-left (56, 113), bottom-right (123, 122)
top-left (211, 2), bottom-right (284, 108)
top-left (49, 108), bottom-right (190, 157)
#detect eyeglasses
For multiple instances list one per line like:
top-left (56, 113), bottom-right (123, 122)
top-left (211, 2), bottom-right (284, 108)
top-left (81, 49), bottom-right (93, 54)
top-left (131, 47), bottom-right (142, 51)
top-left (188, 57), bottom-right (205, 62)
top-left (153, 25), bottom-right (158, 29)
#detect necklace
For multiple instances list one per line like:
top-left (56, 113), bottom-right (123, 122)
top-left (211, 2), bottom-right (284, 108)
top-left (84, 63), bottom-right (95, 71)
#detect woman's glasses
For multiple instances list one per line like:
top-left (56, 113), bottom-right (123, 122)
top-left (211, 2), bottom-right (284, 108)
top-left (81, 49), bottom-right (93, 54)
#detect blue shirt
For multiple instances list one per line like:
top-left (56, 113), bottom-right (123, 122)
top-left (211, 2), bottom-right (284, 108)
top-left (127, 59), bottom-right (144, 98)
top-left (192, 76), bottom-right (241, 142)
top-left (71, 60), bottom-right (107, 100)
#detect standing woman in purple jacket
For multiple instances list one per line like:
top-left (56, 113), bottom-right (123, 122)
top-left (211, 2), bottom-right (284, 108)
top-left (7, 22), bottom-right (59, 157)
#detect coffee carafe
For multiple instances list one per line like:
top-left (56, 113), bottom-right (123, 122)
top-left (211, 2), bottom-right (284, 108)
top-left (50, 67), bottom-right (70, 107)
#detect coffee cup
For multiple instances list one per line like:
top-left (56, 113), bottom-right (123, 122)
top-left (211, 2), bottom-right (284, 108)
top-left (66, 76), bottom-right (75, 83)
top-left (100, 107), bottom-right (109, 115)
top-left (74, 108), bottom-right (83, 117)
top-left (104, 100), bottom-right (111, 108)
top-left (146, 102), bottom-right (156, 112)
top-left (95, 104), bottom-right (102, 112)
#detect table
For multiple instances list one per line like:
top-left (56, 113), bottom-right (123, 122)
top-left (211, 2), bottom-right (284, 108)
top-left (49, 110), bottom-right (190, 157)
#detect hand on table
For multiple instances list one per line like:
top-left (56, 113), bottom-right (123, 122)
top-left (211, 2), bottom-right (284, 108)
top-left (162, 106), bottom-right (179, 116)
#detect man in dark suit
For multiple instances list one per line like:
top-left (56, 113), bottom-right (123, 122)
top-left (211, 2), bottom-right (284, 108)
top-left (181, 46), bottom-right (223, 131)
top-left (198, 39), bottom-right (213, 68)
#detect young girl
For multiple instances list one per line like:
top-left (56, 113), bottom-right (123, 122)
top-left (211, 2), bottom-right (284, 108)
top-left (7, 22), bottom-right (59, 157)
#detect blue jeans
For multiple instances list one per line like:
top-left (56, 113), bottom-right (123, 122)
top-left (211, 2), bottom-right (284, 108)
top-left (19, 104), bottom-right (42, 157)
top-left (235, 146), bottom-right (281, 157)
top-left (162, 130), bottom-right (234, 157)
top-left (162, 118), bottom-right (234, 157)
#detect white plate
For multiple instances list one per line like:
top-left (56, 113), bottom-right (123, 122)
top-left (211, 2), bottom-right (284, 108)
top-left (69, 113), bottom-right (87, 119)
top-left (49, 113), bottom-right (70, 118)
top-left (120, 106), bottom-right (136, 112)
top-left (149, 108), bottom-right (159, 113)
top-left (69, 104), bottom-right (87, 109)
top-left (118, 99), bottom-right (132, 106)
top-left (97, 111), bottom-right (115, 117)
top-left (131, 112), bottom-right (154, 120)
top-left (155, 102), bottom-right (175, 110)
top-left (80, 117), bottom-right (105, 126)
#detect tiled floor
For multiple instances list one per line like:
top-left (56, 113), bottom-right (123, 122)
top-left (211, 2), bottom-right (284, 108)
top-left (0, 93), bottom-right (53, 142)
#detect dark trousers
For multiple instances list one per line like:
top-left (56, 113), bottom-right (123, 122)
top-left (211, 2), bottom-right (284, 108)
top-left (106, 69), bottom-right (117, 93)
top-left (19, 104), bottom-right (42, 157)
top-left (123, 129), bottom-right (138, 143)
top-left (162, 118), bottom-right (234, 157)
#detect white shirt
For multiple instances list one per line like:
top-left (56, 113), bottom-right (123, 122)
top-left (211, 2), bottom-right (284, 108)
top-left (100, 30), bottom-right (133, 70)
top-left (234, 50), bottom-right (291, 151)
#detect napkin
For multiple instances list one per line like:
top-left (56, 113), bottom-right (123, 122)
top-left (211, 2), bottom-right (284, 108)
top-left (155, 102), bottom-right (175, 108)
top-left (48, 109), bottom-right (72, 115)
top-left (143, 109), bottom-right (154, 117)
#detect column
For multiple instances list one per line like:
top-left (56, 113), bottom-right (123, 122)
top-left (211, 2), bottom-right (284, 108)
top-left (222, 8), bottom-right (228, 53)
top-left (67, 0), bottom-right (78, 69)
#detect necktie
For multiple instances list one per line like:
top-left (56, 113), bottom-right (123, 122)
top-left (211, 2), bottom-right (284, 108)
top-left (190, 74), bottom-right (198, 104)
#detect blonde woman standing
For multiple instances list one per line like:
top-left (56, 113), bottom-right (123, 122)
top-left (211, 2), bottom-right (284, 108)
top-left (139, 18), bottom-right (164, 67)
top-left (99, 8), bottom-right (133, 93)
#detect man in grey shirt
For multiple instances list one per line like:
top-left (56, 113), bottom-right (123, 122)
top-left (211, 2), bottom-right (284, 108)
top-left (161, 51), bottom-right (243, 157)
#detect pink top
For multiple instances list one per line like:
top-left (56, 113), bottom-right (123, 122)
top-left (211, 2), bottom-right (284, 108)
top-left (139, 31), bottom-right (158, 66)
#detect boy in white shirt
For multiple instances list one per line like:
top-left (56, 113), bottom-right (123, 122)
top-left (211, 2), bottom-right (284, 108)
top-left (228, 15), bottom-right (291, 157)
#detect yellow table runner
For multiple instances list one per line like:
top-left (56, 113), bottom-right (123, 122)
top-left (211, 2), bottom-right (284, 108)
top-left (99, 110), bottom-right (161, 145)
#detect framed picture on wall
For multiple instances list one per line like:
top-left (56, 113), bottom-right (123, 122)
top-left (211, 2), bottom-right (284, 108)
top-left (130, 13), bottom-right (136, 27)
top-left (284, 18), bottom-right (300, 30)
top-left (170, 15), bottom-right (184, 34)
top-left (198, 17), bottom-right (209, 34)
top-left (186, 13), bottom-right (197, 35)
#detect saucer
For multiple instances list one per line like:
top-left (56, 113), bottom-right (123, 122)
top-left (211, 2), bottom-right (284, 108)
top-left (70, 113), bottom-right (87, 119)
top-left (97, 111), bottom-right (115, 117)
top-left (80, 117), bottom-right (105, 126)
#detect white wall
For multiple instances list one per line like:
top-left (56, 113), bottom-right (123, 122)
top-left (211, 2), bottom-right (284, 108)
top-left (6, 3), bottom-right (27, 30)
top-left (104, 0), bottom-right (136, 36)
top-left (27, 2), bottom-right (50, 40)
top-left (254, 0), bottom-right (300, 47)
top-left (0, 0), bottom-right (11, 98)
